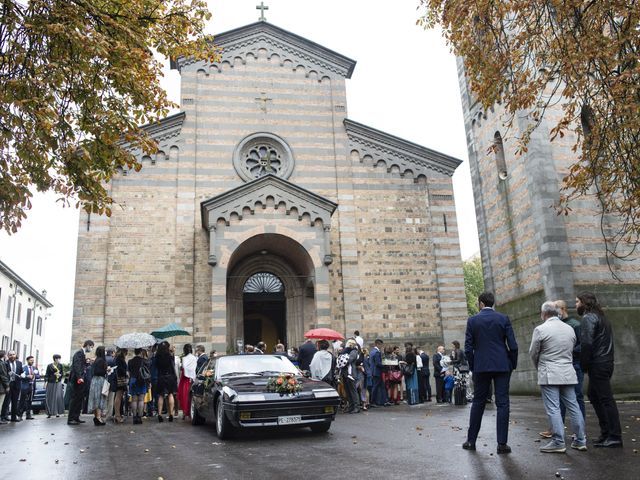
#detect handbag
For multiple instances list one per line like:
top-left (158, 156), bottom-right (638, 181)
top-left (389, 370), bottom-right (403, 384)
top-left (101, 377), bottom-right (110, 396)
top-left (402, 363), bottom-right (415, 376)
top-left (116, 375), bottom-right (128, 388)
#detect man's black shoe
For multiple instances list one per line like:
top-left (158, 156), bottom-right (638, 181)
top-left (594, 439), bottom-right (623, 448)
top-left (497, 444), bottom-right (512, 454)
top-left (26, 416), bottom-right (34, 420)
top-left (10, 417), bottom-right (21, 422)
top-left (77, 419), bottom-right (86, 423)
top-left (462, 441), bottom-right (476, 451)
top-left (67, 420), bottom-right (80, 425)
top-left (593, 435), bottom-right (607, 444)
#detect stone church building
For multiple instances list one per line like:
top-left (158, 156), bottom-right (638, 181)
top-left (72, 21), bottom-right (468, 353)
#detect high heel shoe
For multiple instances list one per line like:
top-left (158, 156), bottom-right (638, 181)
top-left (115, 416), bottom-right (124, 423)
top-left (168, 415), bottom-right (174, 422)
top-left (93, 417), bottom-right (102, 426)
top-left (158, 415), bottom-right (164, 423)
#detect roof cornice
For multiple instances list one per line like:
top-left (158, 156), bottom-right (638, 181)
top-left (201, 174), bottom-right (338, 230)
top-left (173, 22), bottom-right (356, 79)
top-left (0, 259), bottom-right (54, 308)
top-left (344, 118), bottom-right (462, 178)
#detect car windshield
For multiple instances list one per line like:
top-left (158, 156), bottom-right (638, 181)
top-left (217, 355), bottom-right (299, 378)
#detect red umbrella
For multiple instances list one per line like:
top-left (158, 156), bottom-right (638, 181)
top-left (304, 328), bottom-right (344, 341)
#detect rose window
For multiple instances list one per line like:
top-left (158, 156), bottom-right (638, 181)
top-left (244, 144), bottom-right (283, 178)
top-left (233, 133), bottom-right (294, 182)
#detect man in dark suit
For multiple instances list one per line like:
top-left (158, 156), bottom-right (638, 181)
top-left (369, 339), bottom-right (388, 406)
top-left (195, 345), bottom-right (209, 372)
top-left (18, 355), bottom-right (39, 420)
top-left (297, 339), bottom-right (317, 371)
top-left (67, 340), bottom-right (94, 425)
top-left (463, 292), bottom-right (518, 454)
top-left (432, 345), bottom-right (445, 403)
top-left (419, 348), bottom-right (432, 402)
top-left (4, 351), bottom-right (23, 422)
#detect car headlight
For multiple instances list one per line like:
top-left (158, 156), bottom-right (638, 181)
top-left (236, 394), bottom-right (265, 402)
top-left (313, 389), bottom-right (339, 399)
top-left (222, 386), bottom-right (237, 401)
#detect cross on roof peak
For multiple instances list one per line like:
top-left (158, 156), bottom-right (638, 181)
top-left (256, 1), bottom-right (269, 22)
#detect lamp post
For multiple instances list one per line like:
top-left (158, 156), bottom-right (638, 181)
top-left (8, 284), bottom-right (23, 349)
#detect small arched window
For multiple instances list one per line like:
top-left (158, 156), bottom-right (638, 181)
top-left (243, 272), bottom-right (284, 293)
top-left (494, 131), bottom-right (507, 180)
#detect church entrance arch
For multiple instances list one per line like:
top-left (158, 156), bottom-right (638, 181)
top-left (227, 234), bottom-right (316, 352)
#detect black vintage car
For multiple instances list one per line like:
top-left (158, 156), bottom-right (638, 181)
top-left (190, 354), bottom-right (340, 439)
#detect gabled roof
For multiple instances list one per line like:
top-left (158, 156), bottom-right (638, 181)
top-left (0, 259), bottom-right (53, 308)
top-left (173, 22), bottom-right (356, 79)
top-left (201, 174), bottom-right (338, 230)
top-left (344, 119), bottom-right (462, 178)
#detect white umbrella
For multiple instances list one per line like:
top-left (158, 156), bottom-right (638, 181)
top-left (114, 332), bottom-right (157, 349)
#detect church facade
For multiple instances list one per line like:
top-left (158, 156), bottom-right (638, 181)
top-left (72, 22), bottom-right (467, 353)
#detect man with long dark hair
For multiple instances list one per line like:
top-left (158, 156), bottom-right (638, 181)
top-left (576, 292), bottom-right (623, 448)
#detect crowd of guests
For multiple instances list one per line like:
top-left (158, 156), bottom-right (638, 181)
top-left (63, 340), bottom-right (214, 426)
top-left (300, 331), bottom-right (465, 414)
top-left (2, 289), bottom-right (623, 457)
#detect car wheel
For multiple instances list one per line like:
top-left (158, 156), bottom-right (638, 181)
top-left (191, 397), bottom-right (205, 426)
top-left (309, 421), bottom-right (331, 433)
top-left (215, 396), bottom-right (234, 439)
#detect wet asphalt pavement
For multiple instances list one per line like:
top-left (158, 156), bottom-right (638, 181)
top-left (1, 397), bottom-right (638, 480)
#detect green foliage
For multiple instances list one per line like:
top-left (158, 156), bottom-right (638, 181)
top-left (463, 256), bottom-right (484, 317)
top-left (1, 0), bottom-right (218, 233)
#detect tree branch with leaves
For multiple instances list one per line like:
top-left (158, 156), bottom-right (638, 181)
top-left (0, 0), bottom-right (218, 233)
top-left (419, 0), bottom-right (640, 266)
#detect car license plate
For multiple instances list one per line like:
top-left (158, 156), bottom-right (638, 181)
top-left (278, 415), bottom-right (302, 425)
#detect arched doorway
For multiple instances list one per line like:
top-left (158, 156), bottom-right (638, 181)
top-left (242, 272), bottom-right (286, 348)
top-left (226, 234), bottom-right (316, 352)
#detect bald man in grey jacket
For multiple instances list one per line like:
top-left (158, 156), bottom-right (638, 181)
top-left (530, 301), bottom-right (586, 453)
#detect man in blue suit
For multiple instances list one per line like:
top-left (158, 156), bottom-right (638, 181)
top-left (463, 292), bottom-right (518, 454)
top-left (369, 339), bottom-right (388, 407)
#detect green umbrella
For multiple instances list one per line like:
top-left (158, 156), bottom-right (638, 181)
top-left (151, 322), bottom-right (190, 339)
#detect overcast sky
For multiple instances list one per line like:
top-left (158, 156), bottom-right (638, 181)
top-left (0, 0), bottom-right (479, 363)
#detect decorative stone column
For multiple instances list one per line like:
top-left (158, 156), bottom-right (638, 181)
top-left (208, 225), bottom-right (217, 266)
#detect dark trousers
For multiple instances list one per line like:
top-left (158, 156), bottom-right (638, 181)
top-left (467, 371), bottom-right (511, 445)
top-left (424, 371), bottom-right (432, 400)
top-left (8, 382), bottom-right (21, 420)
top-left (371, 375), bottom-right (387, 406)
top-left (417, 369), bottom-right (426, 402)
top-left (68, 381), bottom-right (84, 421)
top-left (343, 375), bottom-right (360, 411)
top-left (435, 374), bottom-right (445, 402)
top-left (587, 364), bottom-right (622, 441)
top-left (18, 387), bottom-right (33, 417)
top-left (561, 362), bottom-right (586, 421)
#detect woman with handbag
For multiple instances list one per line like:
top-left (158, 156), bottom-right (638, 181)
top-left (127, 348), bottom-right (148, 425)
top-left (155, 341), bottom-right (177, 423)
top-left (383, 346), bottom-right (402, 405)
top-left (403, 347), bottom-right (419, 405)
top-left (87, 346), bottom-right (107, 426)
top-left (113, 348), bottom-right (128, 423)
